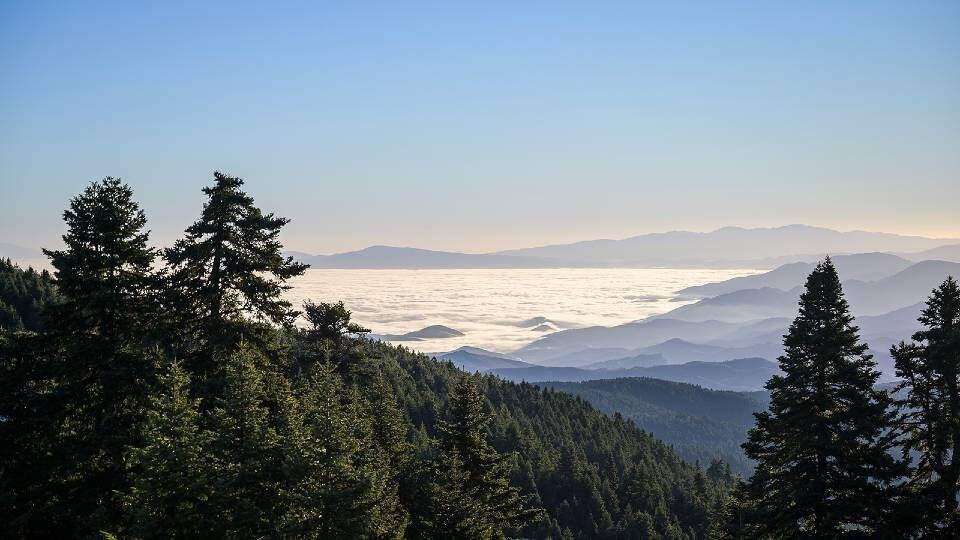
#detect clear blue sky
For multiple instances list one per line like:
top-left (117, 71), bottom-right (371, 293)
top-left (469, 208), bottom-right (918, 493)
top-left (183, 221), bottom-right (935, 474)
top-left (2, 1), bottom-right (958, 253)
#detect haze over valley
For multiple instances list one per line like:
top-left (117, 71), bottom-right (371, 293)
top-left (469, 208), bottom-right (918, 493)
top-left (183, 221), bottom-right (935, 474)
top-left (272, 238), bottom-right (960, 392)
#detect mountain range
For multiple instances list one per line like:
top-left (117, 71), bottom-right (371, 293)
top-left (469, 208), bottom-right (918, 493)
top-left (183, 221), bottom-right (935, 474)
top-left (484, 357), bottom-right (781, 391)
top-left (495, 225), bottom-right (957, 266)
top-left (424, 252), bottom-right (956, 389)
top-left (7, 226), bottom-right (958, 270)
top-left (276, 225), bottom-right (959, 269)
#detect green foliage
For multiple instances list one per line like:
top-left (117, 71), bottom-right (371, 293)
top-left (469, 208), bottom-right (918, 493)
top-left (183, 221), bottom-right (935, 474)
top-left (124, 360), bottom-right (214, 538)
top-left (164, 172), bottom-right (306, 351)
top-left (418, 377), bottom-right (540, 538)
top-left (891, 276), bottom-right (960, 535)
top-left (43, 177), bottom-right (158, 339)
top-left (374, 344), bottom-right (734, 539)
top-left (0, 258), bottom-right (58, 331)
top-left (544, 378), bottom-right (764, 476)
top-left (13, 176), bottom-right (955, 539)
top-left (22, 177), bottom-right (162, 535)
top-left (741, 258), bottom-right (904, 537)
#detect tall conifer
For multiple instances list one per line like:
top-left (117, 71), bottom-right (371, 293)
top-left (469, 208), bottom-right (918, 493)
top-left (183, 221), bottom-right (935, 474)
top-left (40, 178), bottom-right (160, 533)
top-left (428, 377), bottom-right (540, 538)
top-left (891, 276), bottom-right (960, 534)
top-left (164, 172), bottom-right (306, 367)
top-left (742, 257), bottom-right (902, 536)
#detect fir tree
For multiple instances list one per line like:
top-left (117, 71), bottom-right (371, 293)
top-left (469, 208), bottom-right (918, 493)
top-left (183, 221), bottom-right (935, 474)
top-left (164, 172), bottom-right (307, 366)
top-left (124, 360), bottom-right (215, 538)
top-left (891, 276), bottom-right (960, 535)
top-left (204, 346), bottom-right (284, 537)
top-left (427, 377), bottom-right (541, 538)
top-left (44, 178), bottom-right (157, 339)
top-left (278, 363), bottom-right (406, 538)
top-left (292, 300), bottom-right (370, 378)
top-left (741, 257), bottom-right (903, 537)
top-left (38, 178), bottom-right (160, 534)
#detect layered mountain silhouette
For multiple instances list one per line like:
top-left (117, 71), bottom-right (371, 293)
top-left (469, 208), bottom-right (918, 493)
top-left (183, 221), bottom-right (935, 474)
top-left (487, 357), bottom-right (780, 391)
top-left (494, 225), bottom-right (956, 266)
top-left (507, 256), bottom-right (955, 382)
top-left (430, 346), bottom-right (535, 372)
top-left (284, 226), bottom-right (959, 269)
top-left (678, 253), bottom-right (912, 298)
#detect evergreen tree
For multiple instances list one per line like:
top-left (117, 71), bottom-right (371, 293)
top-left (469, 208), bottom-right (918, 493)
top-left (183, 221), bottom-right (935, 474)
top-left (0, 299), bottom-right (22, 330)
top-left (0, 258), bottom-right (59, 331)
top-left (891, 276), bottom-right (960, 535)
top-left (277, 361), bottom-right (406, 537)
top-left (742, 258), bottom-right (902, 537)
top-left (164, 172), bottom-right (307, 366)
top-left (425, 377), bottom-right (541, 538)
top-left (124, 360), bottom-right (215, 538)
top-left (44, 178), bottom-right (157, 339)
top-left (204, 346), bottom-right (284, 537)
top-left (291, 300), bottom-right (370, 378)
top-left (35, 178), bottom-right (160, 534)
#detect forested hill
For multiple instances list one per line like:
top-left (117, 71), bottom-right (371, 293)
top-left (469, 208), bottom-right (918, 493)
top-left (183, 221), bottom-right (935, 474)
top-left (377, 342), bottom-right (736, 537)
top-left (541, 378), bottom-right (765, 476)
top-left (1, 176), bottom-right (734, 539)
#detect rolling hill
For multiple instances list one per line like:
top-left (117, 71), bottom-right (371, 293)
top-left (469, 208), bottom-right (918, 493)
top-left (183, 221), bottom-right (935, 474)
top-left (678, 252), bottom-right (912, 298)
top-left (542, 377), bottom-right (766, 475)
top-left (430, 346), bottom-right (535, 372)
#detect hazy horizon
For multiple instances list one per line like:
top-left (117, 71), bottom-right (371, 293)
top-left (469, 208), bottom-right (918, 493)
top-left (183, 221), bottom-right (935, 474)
top-left (3, 222), bottom-right (959, 259)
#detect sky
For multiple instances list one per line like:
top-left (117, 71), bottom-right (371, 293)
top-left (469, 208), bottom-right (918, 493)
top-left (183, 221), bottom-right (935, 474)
top-left (1, 1), bottom-right (958, 254)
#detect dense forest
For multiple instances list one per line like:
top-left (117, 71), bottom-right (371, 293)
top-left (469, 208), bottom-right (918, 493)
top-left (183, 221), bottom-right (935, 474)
top-left (1, 174), bottom-right (958, 538)
top-left (541, 378), bottom-right (763, 476)
top-left (0, 176), bottom-right (734, 539)
top-left (0, 258), bottom-right (58, 331)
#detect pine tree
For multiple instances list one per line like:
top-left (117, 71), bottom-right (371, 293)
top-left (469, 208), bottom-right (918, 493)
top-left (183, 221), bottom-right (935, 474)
top-left (278, 364), bottom-right (406, 538)
top-left (204, 346), bottom-right (284, 537)
top-left (891, 276), bottom-right (960, 535)
top-left (164, 172), bottom-right (307, 366)
top-left (124, 360), bottom-right (215, 538)
top-left (44, 178), bottom-right (157, 339)
top-left (292, 300), bottom-right (370, 378)
top-left (38, 178), bottom-right (160, 534)
top-left (741, 257), bottom-right (902, 537)
top-left (0, 299), bottom-right (23, 330)
top-left (426, 377), bottom-right (541, 538)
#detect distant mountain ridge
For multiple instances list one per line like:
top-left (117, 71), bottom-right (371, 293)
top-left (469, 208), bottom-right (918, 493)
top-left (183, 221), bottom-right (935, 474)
top-left (488, 357), bottom-right (781, 391)
top-left (286, 245), bottom-right (560, 268)
top-left (678, 252), bottom-right (913, 298)
top-left (430, 346), bottom-right (535, 372)
top-left (511, 257), bottom-right (952, 379)
top-left (283, 225), bottom-right (959, 269)
top-left (494, 225), bottom-right (957, 266)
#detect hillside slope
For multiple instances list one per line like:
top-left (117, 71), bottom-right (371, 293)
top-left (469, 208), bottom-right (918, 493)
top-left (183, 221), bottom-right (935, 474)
top-left (542, 378), bottom-right (765, 475)
top-left (376, 342), bottom-right (734, 537)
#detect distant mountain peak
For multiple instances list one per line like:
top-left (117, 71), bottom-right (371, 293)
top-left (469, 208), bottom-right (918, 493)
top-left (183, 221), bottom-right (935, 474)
top-left (283, 225), bottom-right (959, 269)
